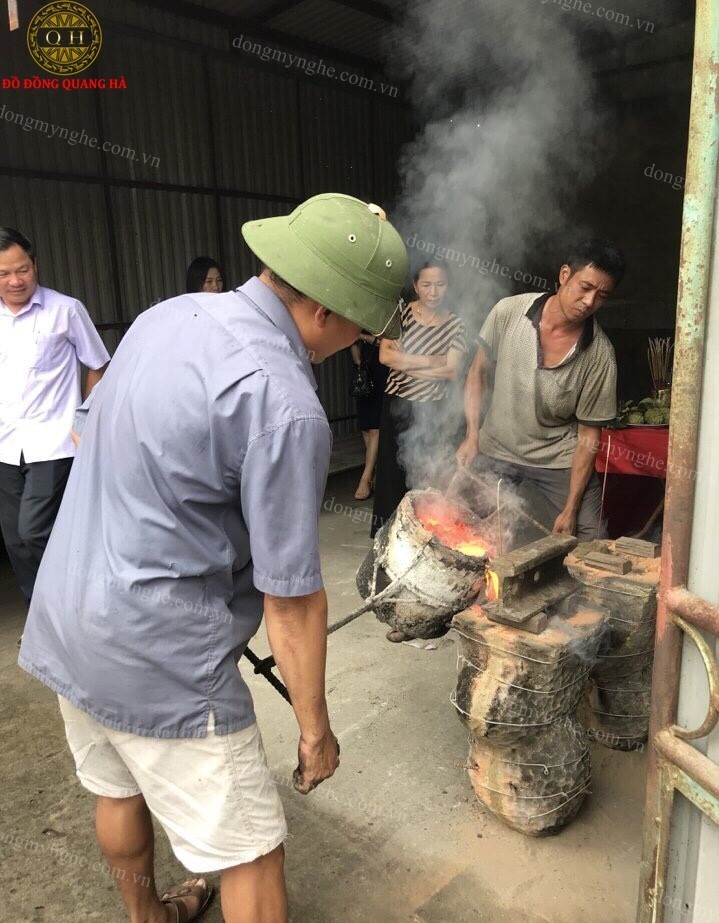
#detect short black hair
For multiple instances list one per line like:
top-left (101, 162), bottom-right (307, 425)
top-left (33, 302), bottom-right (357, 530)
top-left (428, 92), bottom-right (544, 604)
top-left (265, 266), bottom-right (304, 303)
top-left (0, 227), bottom-right (36, 262)
top-left (186, 256), bottom-right (223, 293)
top-left (412, 260), bottom-right (450, 285)
top-left (564, 239), bottom-right (626, 287)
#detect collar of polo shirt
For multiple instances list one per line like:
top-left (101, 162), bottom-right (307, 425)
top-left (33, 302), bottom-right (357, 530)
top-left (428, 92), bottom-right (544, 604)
top-left (526, 292), bottom-right (595, 359)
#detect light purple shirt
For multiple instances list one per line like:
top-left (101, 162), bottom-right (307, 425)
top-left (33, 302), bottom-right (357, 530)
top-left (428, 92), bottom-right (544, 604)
top-left (0, 285), bottom-right (110, 463)
top-left (19, 278), bottom-right (332, 738)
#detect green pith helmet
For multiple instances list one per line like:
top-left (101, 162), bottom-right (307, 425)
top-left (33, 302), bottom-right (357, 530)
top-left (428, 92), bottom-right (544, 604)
top-left (242, 193), bottom-right (408, 339)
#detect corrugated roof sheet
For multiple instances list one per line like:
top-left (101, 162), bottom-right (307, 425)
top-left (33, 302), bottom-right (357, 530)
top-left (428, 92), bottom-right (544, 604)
top-left (98, 33), bottom-right (214, 188)
top-left (0, 175), bottom-right (116, 325)
top-left (92, 0), bottom-right (227, 49)
top-left (209, 59), bottom-right (305, 198)
top-left (299, 81), bottom-right (374, 197)
top-left (269, 0), bottom-right (388, 61)
top-left (110, 187), bottom-right (220, 315)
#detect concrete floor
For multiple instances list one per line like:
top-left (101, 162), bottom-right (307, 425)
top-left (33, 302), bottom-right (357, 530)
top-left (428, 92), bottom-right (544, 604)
top-left (327, 432), bottom-right (366, 475)
top-left (1, 469), bottom-right (647, 923)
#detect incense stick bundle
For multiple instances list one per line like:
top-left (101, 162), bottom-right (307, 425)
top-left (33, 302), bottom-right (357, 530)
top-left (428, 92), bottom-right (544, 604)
top-left (647, 337), bottom-right (673, 392)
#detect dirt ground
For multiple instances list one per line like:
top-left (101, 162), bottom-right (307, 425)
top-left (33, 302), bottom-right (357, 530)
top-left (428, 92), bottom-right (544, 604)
top-left (1, 470), bottom-right (647, 923)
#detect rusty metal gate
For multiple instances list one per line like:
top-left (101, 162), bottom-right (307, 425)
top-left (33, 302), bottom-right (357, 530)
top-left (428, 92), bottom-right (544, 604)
top-left (636, 1), bottom-right (719, 920)
top-left (638, 590), bottom-right (719, 921)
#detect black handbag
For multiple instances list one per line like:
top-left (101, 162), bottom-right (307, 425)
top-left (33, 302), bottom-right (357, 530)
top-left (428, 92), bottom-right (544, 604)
top-left (351, 361), bottom-right (374, 399)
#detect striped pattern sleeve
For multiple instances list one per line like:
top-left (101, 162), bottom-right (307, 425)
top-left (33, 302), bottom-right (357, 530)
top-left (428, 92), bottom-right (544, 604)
top-left (385, 308), bottom-right (466, 402)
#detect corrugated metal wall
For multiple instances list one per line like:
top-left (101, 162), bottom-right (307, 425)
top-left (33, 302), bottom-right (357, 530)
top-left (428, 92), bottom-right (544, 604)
top-left (0, 1), bottom-right (413, 434)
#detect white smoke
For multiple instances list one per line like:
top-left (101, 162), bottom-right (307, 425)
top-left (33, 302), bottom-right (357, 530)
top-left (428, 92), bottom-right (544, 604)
top-left (389, 0), bottom-right (606, 320)
top-left (383, 0), bottom-right (609, 509)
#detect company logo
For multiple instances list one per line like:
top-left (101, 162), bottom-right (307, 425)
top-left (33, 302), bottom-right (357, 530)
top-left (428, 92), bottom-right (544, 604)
top-left (27, 2), bottom-right (102, 76)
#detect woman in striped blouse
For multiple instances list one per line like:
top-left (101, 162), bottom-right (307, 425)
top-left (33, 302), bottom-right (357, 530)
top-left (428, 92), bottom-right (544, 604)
top-left (371, 261), bottom-right (467, 542)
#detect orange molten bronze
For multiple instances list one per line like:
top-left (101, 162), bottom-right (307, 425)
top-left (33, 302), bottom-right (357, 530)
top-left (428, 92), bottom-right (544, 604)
top-left (414, 495), bottom-right (500, 606)
top-left (416, 499), bottom-right (494, 559)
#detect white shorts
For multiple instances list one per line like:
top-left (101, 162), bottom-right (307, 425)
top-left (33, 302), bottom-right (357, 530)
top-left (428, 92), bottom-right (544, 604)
top-left (58, 697), bottom-right (288, 873)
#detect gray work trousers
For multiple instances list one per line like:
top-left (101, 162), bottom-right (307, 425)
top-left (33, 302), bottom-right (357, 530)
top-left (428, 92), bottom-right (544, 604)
top-left (475, 455), bottom-right (607, 542)
top-left (0, 454), bottom-right (73, 602)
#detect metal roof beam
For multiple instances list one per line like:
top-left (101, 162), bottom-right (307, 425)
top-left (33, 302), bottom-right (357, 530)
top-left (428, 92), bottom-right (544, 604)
top-left (329, 0), bottom-right (395, 23)
top-left (138, 0), bottom-right (386, 69)
top-left (254, 0), bottom-right (307, 24)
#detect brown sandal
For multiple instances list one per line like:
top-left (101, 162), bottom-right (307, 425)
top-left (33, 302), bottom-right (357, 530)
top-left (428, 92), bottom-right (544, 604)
top-left (161, 878), bottom-right (214, 923)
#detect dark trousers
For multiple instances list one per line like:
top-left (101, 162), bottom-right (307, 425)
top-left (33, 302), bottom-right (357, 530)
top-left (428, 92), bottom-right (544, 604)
top-left (371, 394), bottom-right (463, 537)
top-left (0, 455), bottom-right (73, 602)
top-left (475, 455), bottom-right (607, 542)
top-left (371, 395), bottom-right (411, 538)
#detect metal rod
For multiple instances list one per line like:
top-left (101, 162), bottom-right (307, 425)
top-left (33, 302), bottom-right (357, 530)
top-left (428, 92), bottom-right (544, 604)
top-left (495, 502), bottom-right (551, 538)
top-left (246, 545), bottom-right (434, 704)
top-left (665, 587), bottom-right (719, 637)
top-left (242, 647), bottom-right (291, 704)
top-left (667, 615), bottom-right (719, 741)
top-left (496, 478), bottom-right (503, 556)
top-left (598, 433), bottom-right (611, 539)
top-left (326, 599), bottom-right (376, 633)
top-left (637, 0), bottom-right (719, 918)
top-left (94, 92), bottom-right (124, 330)
top-left (450, 465), bottom-right (551, 536)
top-left (0, 165), bottom-right (304, 205)
top-left (326, 542), bottom-right (433, 634)
top-left (655, 730), bottom-right (719, 803)
top-left (633, 498), bottom-right (665, 541)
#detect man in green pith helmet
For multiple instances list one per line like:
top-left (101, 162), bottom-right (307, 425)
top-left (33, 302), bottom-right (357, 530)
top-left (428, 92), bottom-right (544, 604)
top-left (19, 194), bottom-right (407, 923)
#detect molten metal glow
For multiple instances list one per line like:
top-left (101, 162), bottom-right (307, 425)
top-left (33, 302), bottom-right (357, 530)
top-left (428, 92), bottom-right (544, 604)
top-left (417, 501), bottom-right (491, 558)
top-left (485, 570), bottom-right (499, 601)
top-left (455, 540), bottom-right (490, 556)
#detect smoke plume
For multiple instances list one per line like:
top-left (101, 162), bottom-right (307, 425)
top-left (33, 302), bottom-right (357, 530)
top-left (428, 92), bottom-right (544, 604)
top-left (384, 0), bottom-right (608, 505)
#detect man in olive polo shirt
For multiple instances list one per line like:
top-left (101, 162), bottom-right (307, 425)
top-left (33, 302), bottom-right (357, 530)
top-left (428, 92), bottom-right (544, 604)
top-left (457, 239), bottom-right (625, 540)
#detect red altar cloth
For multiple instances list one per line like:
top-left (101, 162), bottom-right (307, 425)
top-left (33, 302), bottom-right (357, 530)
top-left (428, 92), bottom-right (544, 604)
top-left (596, 426), bottom-right (669, 479)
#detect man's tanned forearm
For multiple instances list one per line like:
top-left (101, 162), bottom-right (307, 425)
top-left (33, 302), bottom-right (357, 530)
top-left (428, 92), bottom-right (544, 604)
top-left (564, 425), bottom-right (601, 513)
top-left (464, 351), bottom-right (485, 437)
top-left (264, 590), bottom-right (330, 742)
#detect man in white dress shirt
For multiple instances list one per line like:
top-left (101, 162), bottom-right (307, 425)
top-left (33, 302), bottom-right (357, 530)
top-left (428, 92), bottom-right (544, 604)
top-left (0, 227), bottom-right (110, 603)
